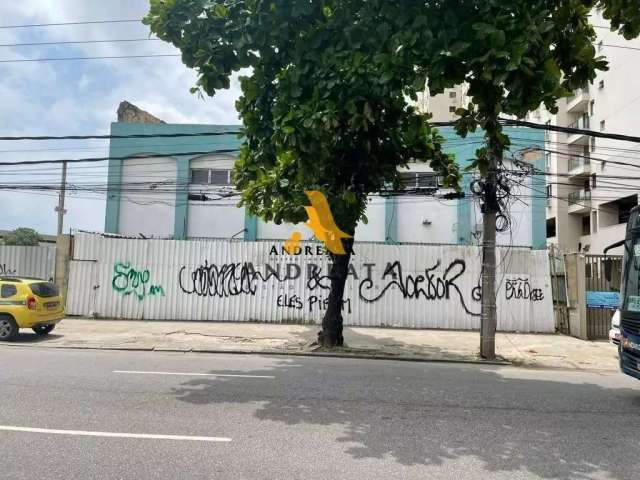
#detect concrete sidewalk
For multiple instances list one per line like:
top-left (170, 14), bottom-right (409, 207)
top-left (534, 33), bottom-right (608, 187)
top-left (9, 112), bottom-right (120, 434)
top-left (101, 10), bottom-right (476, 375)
top-left (2, 318), bottom-right (620, 371)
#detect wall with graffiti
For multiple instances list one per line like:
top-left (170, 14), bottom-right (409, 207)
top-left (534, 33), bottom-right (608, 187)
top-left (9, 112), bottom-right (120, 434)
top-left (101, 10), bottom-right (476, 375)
top-left (66, 232), bottom-right (554, 332)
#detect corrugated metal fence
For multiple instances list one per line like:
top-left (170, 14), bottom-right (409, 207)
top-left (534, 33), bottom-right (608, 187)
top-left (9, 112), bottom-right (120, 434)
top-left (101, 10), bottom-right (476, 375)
top-left (66, 232), bottom-right (554, 332)
top-left (0, 245), bottom-right (55, 280)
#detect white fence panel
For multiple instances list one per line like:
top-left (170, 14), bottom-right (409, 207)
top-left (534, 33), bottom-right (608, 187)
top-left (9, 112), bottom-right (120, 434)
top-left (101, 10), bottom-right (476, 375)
top-left (66, 260), bottom-right (96, 315)
top-left (67, 234), bottom-right (554, 332)
top-left (0, 245), bottom-right (55, 280)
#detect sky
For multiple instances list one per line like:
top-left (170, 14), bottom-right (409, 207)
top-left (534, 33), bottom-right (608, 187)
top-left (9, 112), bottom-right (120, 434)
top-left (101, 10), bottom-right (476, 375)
top-left (0, 0), bottom-right (242, 235)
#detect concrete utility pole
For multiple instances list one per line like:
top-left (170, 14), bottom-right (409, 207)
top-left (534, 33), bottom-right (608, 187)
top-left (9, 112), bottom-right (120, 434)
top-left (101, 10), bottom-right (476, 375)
top-left (56, 161), bottom-right (67, 236)
top-left (480, 155), bottom-right (498, 360)
top-left (54, 161), bottom-right (70, 296)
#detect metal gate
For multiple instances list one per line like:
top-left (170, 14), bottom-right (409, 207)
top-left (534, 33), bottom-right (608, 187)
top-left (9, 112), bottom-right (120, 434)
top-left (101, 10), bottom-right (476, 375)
top-left (585, 254), bottom-right (622, 339)
top-left (549, 247), bottom-right (570, 335)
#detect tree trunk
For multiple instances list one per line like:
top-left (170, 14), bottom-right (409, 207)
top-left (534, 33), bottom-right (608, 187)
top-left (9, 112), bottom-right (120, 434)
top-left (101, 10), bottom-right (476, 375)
top-left (318, 237), bottom-right (354, 347)
top-left (480, 208), bottom-right (497, 359)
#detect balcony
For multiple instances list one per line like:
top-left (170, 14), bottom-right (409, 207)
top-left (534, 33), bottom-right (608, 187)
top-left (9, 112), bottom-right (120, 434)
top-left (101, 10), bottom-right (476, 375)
top-left (566, 116), bottom-right (590, 145)
top-left (567, 154), bottom-right (591, 178)
top-left (565, 86), bottom-right (590, 113)
top-left (568, 189), bottom-right (591, 214)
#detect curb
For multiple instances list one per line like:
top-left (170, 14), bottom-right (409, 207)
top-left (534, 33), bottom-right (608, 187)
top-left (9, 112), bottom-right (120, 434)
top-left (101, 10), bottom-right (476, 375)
top-left (0, 342), bottom-right (512, 367)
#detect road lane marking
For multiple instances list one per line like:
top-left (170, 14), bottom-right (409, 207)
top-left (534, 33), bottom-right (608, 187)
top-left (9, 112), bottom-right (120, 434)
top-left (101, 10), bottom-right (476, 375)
top-left (113, 370), bottom-right (275, 379)
top-left (0, 425), bottom-right (231, 442)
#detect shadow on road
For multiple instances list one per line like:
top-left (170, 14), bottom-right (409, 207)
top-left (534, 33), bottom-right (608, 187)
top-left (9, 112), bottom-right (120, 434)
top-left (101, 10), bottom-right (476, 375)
top-left (8, 332), bottom-right (62, 343)
top-left (170, 356), bottom-right (640, 479)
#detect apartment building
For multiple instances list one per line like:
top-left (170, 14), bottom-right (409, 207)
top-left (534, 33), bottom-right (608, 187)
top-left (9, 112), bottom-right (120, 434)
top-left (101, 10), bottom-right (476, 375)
top-left (415, 84), bottom-right (469, 122)
top-left (542, 10), bottom-right (640, 254)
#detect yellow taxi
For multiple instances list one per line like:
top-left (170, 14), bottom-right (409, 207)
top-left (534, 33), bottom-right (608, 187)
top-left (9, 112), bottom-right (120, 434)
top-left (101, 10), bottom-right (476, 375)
top-left (0, 277), bottom-right (64, 341)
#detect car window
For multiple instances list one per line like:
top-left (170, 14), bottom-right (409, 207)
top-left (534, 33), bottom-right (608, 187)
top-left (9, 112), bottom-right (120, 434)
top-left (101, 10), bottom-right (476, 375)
top-left (29, 282), bottom-right (59, 298)
top-left (1, 284), bottom-right (17, 298)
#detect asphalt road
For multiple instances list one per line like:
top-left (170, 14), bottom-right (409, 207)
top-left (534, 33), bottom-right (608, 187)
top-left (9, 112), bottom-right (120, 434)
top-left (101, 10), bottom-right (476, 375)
top-left (0, 346), bottom-right (639, 480)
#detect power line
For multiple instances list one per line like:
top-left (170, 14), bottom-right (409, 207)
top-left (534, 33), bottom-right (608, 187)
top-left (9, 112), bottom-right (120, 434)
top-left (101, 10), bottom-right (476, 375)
top-left (0, 19), bottom-right (142, 29)
top-left (0, 53), bottom-right (180, 63)
top-left (502, 118), bottom-right (640, 144)
top-left (2, 118), bottom-right (636, 144)
top-left (602, 43), bottom-right (640, 52)
top-left (0, 130), bottom-right (242, 141)
top-left (0, 38), bottom-right (161, 48)
top-left (0, 149), bottom-right (240, 167)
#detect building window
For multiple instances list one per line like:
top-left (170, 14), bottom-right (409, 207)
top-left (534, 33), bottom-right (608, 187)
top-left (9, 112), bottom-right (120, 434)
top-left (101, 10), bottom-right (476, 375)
top-left (449, 105), bottom-right (456, 113)
top-left (400, 172), bottom-right (439, 190)
top-left (582, 215), bottom-right (591, 236)
top-left (449, 91), bottom-right (456, 99)
top-left (600, 120), bottom-right (605, 132)
top-left (546, 185), bottom-right (552, 198)
top-left (546, 218), bottom-right (556, 238)
top-left (598, 40), bottom-right (603, 52)
top-left (592, 211), bottom-right (598, 233)
top-left (589, 99), bottom-right (595, 116)
top-left (599, 79), bottom-right (605, 89)
top-left (190, 168), bottom-right (232, 186)
top-left (591, 136), bottom-right (596, 152)
top-left (545, 152), bottom-right (551, 169)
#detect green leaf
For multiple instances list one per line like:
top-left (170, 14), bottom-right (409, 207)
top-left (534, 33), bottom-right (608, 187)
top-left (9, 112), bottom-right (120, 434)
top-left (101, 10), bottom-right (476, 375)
top-left (213, 4), bottom-right (228, 18)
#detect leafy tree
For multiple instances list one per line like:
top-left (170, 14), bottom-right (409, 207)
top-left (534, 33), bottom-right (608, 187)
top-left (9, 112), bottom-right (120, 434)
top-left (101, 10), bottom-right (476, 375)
top-left (3, 228), bottom-right (41, 246)
top-left (145, 0), bottom-right (461, 347)
top-left (146, 0), bottom-right (640, 353)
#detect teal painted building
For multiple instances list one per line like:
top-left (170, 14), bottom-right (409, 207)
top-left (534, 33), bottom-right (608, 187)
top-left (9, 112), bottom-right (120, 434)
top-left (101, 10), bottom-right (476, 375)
top-left (105, 122), bottom-right (545, 248)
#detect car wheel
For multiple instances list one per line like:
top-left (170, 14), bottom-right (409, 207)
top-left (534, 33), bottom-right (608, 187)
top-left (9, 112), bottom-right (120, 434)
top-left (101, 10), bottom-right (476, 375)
top-left (0, 315), bottom-right (18, 341)
top-left (32, 324), bottom-right (55, 336)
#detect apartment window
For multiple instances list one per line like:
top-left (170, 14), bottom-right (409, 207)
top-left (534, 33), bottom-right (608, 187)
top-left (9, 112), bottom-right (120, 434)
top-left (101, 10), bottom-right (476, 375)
top-left (449, 105), bottom-right (456, 113)
top-left (545, 152), bottom-right (551, 169)
top-left (598, 40), bottom-right (603, 52)
top-left (599, 79), bottom-right (605, 89)
top-left (592, 211), bottom-right (598, 233)
top-left (400, 172), bottom-right (439, 190)
top-left (449, 91), bottom-right (456, 99)
top-left (600, 120), bottom-right (605, 132)
top-left (591, 136), bottom-right (596, 152)
top-left (589, 100), bottom-right (595, 116)
top-left (546, 185), bottom-right (552, 198)
top-left (546, 218), bottom-right (556, 238)
top-left (190, 168), bottom-right (232, 185)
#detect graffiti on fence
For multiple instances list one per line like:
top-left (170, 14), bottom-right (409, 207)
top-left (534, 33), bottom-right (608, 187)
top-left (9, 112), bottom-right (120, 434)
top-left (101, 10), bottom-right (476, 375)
top-left (0, 263), bottom-right (16, 276)
top-left (505, 277), bottom-right (544, 302)
top-left (112, 262), bottom-right (165, 301)
top-left (179, 258), bottom-right (477, 316)
top-left (358, 259), bottom-right (480, 316)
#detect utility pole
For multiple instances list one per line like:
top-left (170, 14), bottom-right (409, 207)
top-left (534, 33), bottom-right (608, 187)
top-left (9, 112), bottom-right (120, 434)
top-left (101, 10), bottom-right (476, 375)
top-left (480, 154), bottom-right (498, 360)
top-left (56, 161), bottom-right (67, 236)
top-left (54, 161), bottom-right (69, 295)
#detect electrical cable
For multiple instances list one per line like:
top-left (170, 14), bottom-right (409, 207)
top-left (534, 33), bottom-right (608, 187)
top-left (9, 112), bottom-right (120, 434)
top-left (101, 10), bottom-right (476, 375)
top-left (0, 38), bottom-right (161, 48)
top-left (0, 53), bottom-right (180, 63)
top-left (0, 19), bottom-right (143, 29)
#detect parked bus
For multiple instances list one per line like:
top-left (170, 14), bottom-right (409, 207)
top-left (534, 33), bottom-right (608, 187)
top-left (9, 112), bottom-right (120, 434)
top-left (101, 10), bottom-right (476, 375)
top-left (605, 206), bottom-right (640, 380)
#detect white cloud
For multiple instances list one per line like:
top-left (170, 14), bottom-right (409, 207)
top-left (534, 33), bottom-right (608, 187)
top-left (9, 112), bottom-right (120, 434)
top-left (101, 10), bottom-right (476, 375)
top-left (0, 0), bottom-right (243, 235)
